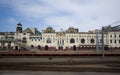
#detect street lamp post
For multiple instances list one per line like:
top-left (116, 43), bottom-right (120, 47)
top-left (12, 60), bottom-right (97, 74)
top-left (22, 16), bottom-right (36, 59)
top-left (101, 27), bottom-right (105, 59)
top-left (96, 29), bottom-right (99, 52)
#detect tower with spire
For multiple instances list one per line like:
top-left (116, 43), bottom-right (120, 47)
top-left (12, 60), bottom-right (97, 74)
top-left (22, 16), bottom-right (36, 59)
top-left (16, 22), bottom-right (23, 33)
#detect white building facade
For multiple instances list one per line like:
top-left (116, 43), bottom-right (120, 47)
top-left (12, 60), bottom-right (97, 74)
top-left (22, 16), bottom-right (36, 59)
top-left (0, 23), bottom-right (120, 50)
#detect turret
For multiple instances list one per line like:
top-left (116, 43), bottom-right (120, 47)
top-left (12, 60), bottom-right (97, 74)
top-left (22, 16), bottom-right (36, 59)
top-left (16, 22), bottom-right (22, 33)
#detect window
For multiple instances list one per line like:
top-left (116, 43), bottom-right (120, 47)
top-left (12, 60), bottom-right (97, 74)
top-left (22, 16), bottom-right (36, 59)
top-left (90, 39), bottom-right (94, 44)
top-left (62, 40), bottom-right (64, 45)
top-left (110, 35), bottom-right (112, 38)
top-left (47, 38), bottom-right (51, 43)
top-left (114, 34), bottom-right (116, 38)
top-left (22, 37), bottom-right (27, 43)
top-left (70, 38), bottom-right (75, 43)
top-left (99, 39), bottom-right (102, 43)
top-left (31, 45), bottom-right (34, 48)
top-left (110, 40), bottom-right (112, 43)
top-left (22, 37), bottom-right (26, 40)
top-left (114, 40), bottom-right (116, 44)
top-left (81, 39), bottom-right (85, 44)
top-left (40, 37), bottom-right (42, 39)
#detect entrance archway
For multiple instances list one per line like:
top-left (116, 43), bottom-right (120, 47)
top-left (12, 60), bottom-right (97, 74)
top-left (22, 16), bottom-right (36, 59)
top-left (58, 46), bottom-right (63, 50)
top-left (73, 45), bottom-right (76, 50)
top-left (45, 45), bottom-right (48, 50)
top-left (38, 45), bottom-right (41, 49)
top-left (15, 46), bottom-right (18, 50)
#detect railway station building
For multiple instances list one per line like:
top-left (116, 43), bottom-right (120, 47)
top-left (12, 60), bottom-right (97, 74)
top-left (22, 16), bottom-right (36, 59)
top-left (0, 23), bottom-right (120, 50)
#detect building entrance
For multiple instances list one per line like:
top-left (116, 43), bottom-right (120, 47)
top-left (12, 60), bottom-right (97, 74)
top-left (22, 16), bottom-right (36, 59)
top-left (57, 39), bottom-right (64, 50)
top-left (73, 45), bottom-right (76, 50)
top-left (45, 45), bottom-right (48, 50)
top-left (15, 46), bottom-right (18, 50)
top-left (57, 32), bottom-right (65, 50)
top-left (58, 46), bottom-right (63, 50)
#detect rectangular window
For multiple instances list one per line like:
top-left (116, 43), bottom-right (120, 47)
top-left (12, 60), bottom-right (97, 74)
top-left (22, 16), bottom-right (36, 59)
top-left (110, 40), bottom-right (112, 43)
top-left (110, 35), bottom-right (112, 38)
top-left (114, 34), bottom-right (116, 38)
top-left (114, 40), bottom-right (116, 44)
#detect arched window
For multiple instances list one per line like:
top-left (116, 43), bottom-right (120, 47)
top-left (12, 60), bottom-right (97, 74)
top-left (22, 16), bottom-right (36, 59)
top-left (31, 45), bottom-right (34, 48)
top-left (70, 38), bottom-right (75, 43)
top-left (47, 38), bottom-right (51, 43)
top-left (22, 37), bottom-right (27, 43)
top-left (23, 37), bottom-right (26, 40)
top-left (90, 39), bottom-right (94, 44)
top-left (81, 39), bottom-right (85, 44)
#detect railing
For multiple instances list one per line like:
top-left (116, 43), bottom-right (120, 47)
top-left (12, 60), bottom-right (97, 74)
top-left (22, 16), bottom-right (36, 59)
top-left (11, 39), bottom-right (40, 52)
top-left (0, 39), bottom-right (40, 52)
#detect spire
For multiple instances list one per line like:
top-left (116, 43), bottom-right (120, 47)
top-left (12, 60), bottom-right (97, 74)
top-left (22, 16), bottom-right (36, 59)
top-left (16, 22), bottom-right (23, 33)
top-left (17, 22), bottom-right (22, 26)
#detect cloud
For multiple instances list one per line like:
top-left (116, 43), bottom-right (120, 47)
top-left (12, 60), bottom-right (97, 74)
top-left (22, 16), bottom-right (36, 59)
top-left (44, 15), bottom-right (80, 31)
top-left (6, 17), bottom-right (17, 24)
top-left (42, 0), bottom-right (120, 31)
top-left (0, 0), bottom-right (120, 31)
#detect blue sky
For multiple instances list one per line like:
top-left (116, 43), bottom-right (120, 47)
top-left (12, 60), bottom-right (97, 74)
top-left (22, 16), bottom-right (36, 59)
top-left (0, 0), bottom-right (120, 32)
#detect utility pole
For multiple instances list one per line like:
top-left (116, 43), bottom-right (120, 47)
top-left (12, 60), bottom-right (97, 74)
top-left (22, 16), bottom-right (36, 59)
top-left (96, 29), bottom-right (99, 52)
top-left (101, 27), bottom-right (105, 59)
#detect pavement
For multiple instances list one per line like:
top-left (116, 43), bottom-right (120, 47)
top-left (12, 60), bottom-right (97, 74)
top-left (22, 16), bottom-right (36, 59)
top-left (0, 56), bottom-right (120, 63)
top-left (0, 56), bottom-right (120, 71)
